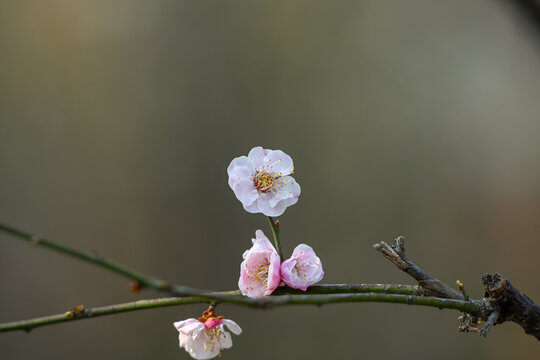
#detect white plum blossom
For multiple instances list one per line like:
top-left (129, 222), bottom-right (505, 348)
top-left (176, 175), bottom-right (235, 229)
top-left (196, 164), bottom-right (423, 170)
top-left (227, 146), bottom-right (301, 217)
top-left (280, 244), bottom-right (324, 291)
top-left (173, 310), bottom-right (242, 359)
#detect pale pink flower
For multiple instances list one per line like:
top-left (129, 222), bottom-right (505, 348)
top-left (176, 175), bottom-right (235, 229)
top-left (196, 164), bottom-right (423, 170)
top-left (173, 310), bottom-right (242, 360)
top-left (227, 146), bottom-right (301, 217)
top-left (280, 244), bottom-right (324, 291)
top-left (238, 230), bottom-right (281, 298)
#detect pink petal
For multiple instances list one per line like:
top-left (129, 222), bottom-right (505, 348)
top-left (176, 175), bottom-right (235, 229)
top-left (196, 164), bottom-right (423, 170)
top-left (281, 244), bottom-right (324, 291)
top-left (266, 251), bottom-right (282, 294)
top-left (238, 230), bottom-right (281, 298)
top-left (204, 318), bottom-right (223, 329)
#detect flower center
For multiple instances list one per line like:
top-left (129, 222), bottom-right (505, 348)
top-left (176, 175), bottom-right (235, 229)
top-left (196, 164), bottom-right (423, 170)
top-left (252, 170), bottom-right (278, 192)
top-left (248, 260), bottom-right (270, 289)
top-left (294, 262), bottom-right (317, 281)
top-left (204, 326), bottom-right (223, 353)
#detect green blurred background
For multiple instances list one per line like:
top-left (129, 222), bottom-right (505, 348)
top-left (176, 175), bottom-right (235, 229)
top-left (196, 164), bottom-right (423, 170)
top-left (1, 1), bottom-right (540, 359)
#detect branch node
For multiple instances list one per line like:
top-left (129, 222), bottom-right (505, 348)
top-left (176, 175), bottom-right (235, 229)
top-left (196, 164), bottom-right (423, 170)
top-left (29, 235), bottom-right (40, 246)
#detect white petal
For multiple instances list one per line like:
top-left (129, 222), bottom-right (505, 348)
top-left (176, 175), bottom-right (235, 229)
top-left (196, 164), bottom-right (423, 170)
top-left (182, 333), bottom-right (207, 359)
top-left (174, 319), bottom-right (204, 334)
top-left (247, 146), bottom-right (268, 166)
top-left (220, 330), bottom-right (233, 349)
top-left (222, 319), bottom-right (242, 335)
top-left (263, 150), bottom-right (294, 176)
top-left (257, 194), bottom-right (287, 217)
top-left (232, 179), bottom-right (259, 206)
top-left (243, 200), bottom-right (260, 214)
top-left (192, 331), bottom-right (221, 359)
top-left (267, 176), bottom-right (300, 207)
top-left (227, 156), bottom-right (254, 177)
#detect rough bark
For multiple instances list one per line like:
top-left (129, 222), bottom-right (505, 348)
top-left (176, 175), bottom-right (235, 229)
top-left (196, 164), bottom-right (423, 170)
top-left (374, 237), bottom-right (540, 340)
top-left (481, 273), bottom-right (540, 340)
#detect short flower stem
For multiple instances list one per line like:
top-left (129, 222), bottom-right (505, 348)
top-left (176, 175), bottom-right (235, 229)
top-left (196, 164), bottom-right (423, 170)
top-left (267, 216), bottom-right (284, 259)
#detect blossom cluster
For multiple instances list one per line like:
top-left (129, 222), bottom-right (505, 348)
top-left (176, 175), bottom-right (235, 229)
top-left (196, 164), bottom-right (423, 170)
top-left (239, 229), bottom-right (324, 298)
top-left (175, 146), bottom-right (323, 359)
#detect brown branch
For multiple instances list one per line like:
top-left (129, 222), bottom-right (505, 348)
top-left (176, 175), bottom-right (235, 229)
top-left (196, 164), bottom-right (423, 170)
top-left (373, 236), bottom-right (463, 300)
top-left (374, 236), bottom-right (540, 341)
top-left (481, 273), bottom-right (540, 340)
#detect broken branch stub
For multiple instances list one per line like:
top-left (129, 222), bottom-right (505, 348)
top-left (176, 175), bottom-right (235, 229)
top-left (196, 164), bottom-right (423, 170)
top-left (482, 273), bottom-right (540, 340)
top-left (373, 236), bottom-right (463, 300)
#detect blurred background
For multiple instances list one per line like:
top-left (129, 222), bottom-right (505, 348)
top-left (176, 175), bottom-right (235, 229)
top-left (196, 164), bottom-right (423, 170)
top-left (1, 1), bottom-right (540, 359)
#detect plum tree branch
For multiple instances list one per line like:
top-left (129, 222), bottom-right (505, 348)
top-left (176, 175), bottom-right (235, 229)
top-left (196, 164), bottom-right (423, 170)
top-left (2, 222), bottom-right (539, 340)
top-left (0, 284), bottom-right (424, 332)
top-left (0, 291), bottom-right (480, 333)
top-left (374, 236), bottom-right (540, 340)
top-left (0, 222), bottom-right (206, 296)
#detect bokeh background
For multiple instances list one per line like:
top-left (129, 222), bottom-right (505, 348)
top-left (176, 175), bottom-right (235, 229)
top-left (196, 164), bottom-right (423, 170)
top-left (1, 1), bottom-right (540, 359)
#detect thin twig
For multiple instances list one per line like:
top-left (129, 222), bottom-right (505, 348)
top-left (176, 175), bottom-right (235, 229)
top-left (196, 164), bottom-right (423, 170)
top-left (373, 236), bottom-right (463, 299)
top-left (0, 222), bottom-right (201, 295)
top-left (480, 311), bottom-right (499, 337)
top-left (0, 292), bottom-right (481, 333)
top-left (274, 283), bottom-right (421, 295)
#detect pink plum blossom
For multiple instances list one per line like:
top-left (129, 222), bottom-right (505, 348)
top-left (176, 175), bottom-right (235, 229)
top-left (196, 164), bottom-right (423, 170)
top-left (280, 244), bottom-right (324, 291)
top-left (238, 230), bottom-right (281, 298)
top-left (227, 146), bottom-right (301, 217)
top-left (173, 310), bottom-right (242, 359)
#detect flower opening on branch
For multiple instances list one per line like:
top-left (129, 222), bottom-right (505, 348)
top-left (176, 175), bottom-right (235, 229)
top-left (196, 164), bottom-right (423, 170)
top-left (227, 146), bottom-right (301, 217)
top-left (174, 309), bottom-right (242, 359)
top-left (238, 230), bottom-right (281, 298)
top-left (281, 244), bottom-right (324, 291)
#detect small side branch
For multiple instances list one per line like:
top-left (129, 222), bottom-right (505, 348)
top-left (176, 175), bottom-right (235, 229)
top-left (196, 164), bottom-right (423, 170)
top-left (0, 222), bottom-right (203, 296)
top-left (373, 236), bottom-right (463, 300)
top-left (480, 311), bottom-right (499, 337)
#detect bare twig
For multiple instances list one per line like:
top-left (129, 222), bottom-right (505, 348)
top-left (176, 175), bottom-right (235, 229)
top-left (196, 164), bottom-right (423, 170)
top-left (373, 236), bottom-right (463, 300)
top-left (0, 222), bottom-right (204, 296)
top-left (480, 311), bottom-right (499, 337)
